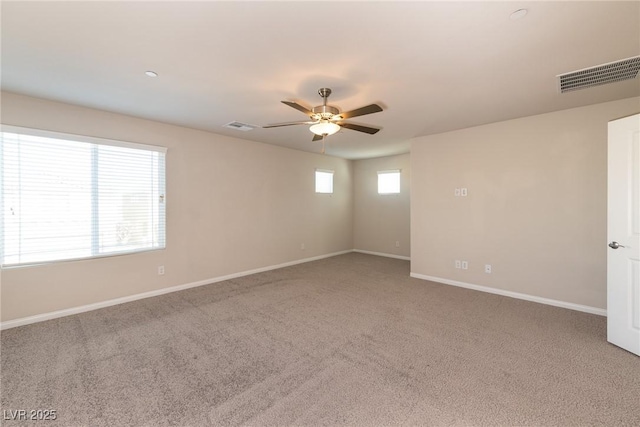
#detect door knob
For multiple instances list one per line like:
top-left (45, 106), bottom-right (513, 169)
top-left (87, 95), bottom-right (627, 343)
top-left (608, 241), bottom-right (625, 249)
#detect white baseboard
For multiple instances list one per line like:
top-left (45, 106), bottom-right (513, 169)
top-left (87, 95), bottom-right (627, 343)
top-left (8, 252), bottom-right (601, 330)
top-left (410, 273), bottom-right (607, 317)
top-left (353, 249), bottom-right (410, 261)
top-left (0, 250), bottom-right (353, 330)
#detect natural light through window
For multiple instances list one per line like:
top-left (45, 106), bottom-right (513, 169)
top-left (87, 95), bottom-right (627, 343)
top-left (1, 126), bottom-right (167, 267)
top-left (315, 169), bottom-right (334, 194)
top-left (378, 170), bottom-right (400, 194)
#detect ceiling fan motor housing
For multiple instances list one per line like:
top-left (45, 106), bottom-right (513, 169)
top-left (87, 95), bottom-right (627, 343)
top-left (311, 105), bottom-right (340, 121)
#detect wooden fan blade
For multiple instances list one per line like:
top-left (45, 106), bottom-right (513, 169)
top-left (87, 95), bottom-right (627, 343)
top-left (263, 121), bottom-right (315, 128)
top-left (312, 133), bottom-right (323, 142)
top-left (339, 122), bottom-right (380, 135)
top-left (338, 104), bottom-right (382, 120)
top-left (282, 101), bottom-right (313, 116)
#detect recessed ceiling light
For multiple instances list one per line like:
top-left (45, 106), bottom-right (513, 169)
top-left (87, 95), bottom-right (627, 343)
top-left (510, 9), bottom-right (528, 20)
top-left (145, 71), bottom-right (158, 77)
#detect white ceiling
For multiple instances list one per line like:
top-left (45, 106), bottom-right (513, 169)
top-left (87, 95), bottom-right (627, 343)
top-left (2, 1), bottom-right (639, 159)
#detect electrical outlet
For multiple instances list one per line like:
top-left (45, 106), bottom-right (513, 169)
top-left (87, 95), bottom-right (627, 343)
top-left (461, 261), bottom-right (468, 270)
top-left (301, 243), bottom-right (305, 250)
top-left (158, 266), bottom-right (165, 276)
top-left (461, 188), bottom-right (468, 196)
top-left (485, 264), bottom-right (492, 273)
top-left (455, 260), bottom-right (461, 269)
top-left (395, 241), bottom-right (400, 247)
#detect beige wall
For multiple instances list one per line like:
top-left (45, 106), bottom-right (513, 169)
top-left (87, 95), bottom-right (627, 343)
top-left (411, 97), bottom-right (640, 310)
top-left (353, 154), bottom-right (410, 258)
top-left (1, 92), bottom-right (353, 321)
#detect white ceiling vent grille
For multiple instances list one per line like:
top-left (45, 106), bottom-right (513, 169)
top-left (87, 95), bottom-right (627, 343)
top-left (557, 56), bottom-right (640, 93)
top-left (223, 121), bottom-right (256, 131)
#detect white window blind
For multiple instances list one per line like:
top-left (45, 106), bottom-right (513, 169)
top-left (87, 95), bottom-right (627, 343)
top-left (315, 169), bottom-right (334, 194)
top-left (378, 169), bottom-right (401, 194)
top-left (1, 126), bottom-right (167, 267)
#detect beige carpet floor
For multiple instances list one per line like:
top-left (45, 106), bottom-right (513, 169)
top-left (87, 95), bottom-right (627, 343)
top-left (1, 253), bottom-right (639, 426)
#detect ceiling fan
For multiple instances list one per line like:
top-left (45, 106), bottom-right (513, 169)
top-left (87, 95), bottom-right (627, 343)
top-left (263, 88), bottom-right (383, 153)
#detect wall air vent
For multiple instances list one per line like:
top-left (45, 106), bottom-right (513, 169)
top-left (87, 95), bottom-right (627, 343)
top-left (223, 121), bottom-right (256, 131)
top-left (557, 56), bottom-right (640, 93)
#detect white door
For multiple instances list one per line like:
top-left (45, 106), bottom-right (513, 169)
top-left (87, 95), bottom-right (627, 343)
top-left (607, 114), bottom-right (640, 356)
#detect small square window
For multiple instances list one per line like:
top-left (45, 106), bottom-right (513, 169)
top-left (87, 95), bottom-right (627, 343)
top-left (378, 170), bottom-right (400, 194)
top-left (315, 169), bottom-right (334, 193)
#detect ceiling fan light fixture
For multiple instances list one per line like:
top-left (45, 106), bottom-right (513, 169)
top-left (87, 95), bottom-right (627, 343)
top-left (310, 121), bottom-right (340, 136)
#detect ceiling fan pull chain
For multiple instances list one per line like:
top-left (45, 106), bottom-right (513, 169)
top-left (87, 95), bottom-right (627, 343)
top-left (321, 135), bottom-right (326, 154)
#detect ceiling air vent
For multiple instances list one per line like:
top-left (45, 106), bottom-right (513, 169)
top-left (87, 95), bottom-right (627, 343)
top-left (557, 56), bottom-right (640, 93)
top-left (223, 121), bottom-right (256, 131)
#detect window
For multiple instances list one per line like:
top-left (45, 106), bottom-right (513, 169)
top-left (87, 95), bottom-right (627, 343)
top-left (315, 169), bottom-right (334, 194)
top-left (1, 126), bottom-right (167, 267)
top-left (378, 170), bottom-right (401, 194)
